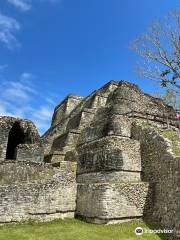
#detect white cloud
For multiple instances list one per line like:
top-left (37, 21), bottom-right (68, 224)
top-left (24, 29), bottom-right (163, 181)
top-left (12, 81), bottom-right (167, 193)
top-left (4, 87), bottom-right (30, 100)
top-left (31, 106), bottom-right (53, 133)
top-left (34, 106), bottom-right (53, 120)
top-left (1, 0), bottom-right (62, 49)
top-left (20, 72), bottom-right (34, 81)
top-left (1, 73), bottom-right (36, 101)
top-left (44, 0), bottom-right (61, 3)
top-left (0, 104), bottom-right (12, 116)
top-left (45, 97), bottom-right (56, 105)
top-left (0, 72), bottom-right (57, 134)
top-left (0, 13), bottom-right (20, 49)
top-left (40, 0), bottom-right (62, 4)
top-left (7, 0), bottom-right (61, 11)
top-left (7, 0), bottom-right (31, 12)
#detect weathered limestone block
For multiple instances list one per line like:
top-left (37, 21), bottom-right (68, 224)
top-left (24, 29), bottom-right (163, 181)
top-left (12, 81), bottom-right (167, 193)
top-left (42, 117), bottom-right (70, 156)
top-left (0, 129), bottom-right (9, 161)
top-left (78, 121), bottom-right (106, 144)
top-left (131, 123), bottom-right (180, 239)
top-left (77, 171), bottom-right (141, 183)
top-left (16, 144), bottom-right (44, 163)
top-left (44, 149), bottom-right (78, 167)
top-left (0, 161), bottom-right (55, 184)
top-left (59, 161), bottom-right (77, 175)
top-left (131, 124), bottom-right (179, 182)
top-left (65, 113), bottom-right (82, 131)
top-left (84, 95), bottom-right (107, 109)
top-left (104, 115), bottom-right (132, 137)
top-left (44, 151), bottom-right (65, 166)
top-left (64, 150), bottom-right (78, 162)
top-left (51, 130), bottom-right (81, 152)
top-left (94, 80), bottom-right (119, 98)
top-left (0, 172), bottom-right (77, 223)
top-left (81, 81), bottom-right (118, 110)
top-left (66, 108), bottom-right (95, 131)
top-left (107, 82), bottom-right (175, 117)
top-left (79, 115), bottom-right (132, 145)
top-left (0, 116), bottom-right (40, 162)
top-left (44, 81), bottom-right (119, 144)
top-left (51, 94), bottom-right (84, 127)
top-left (76, 183), bottom-right (151, 224)
top-left (77, 136), bottom-right (141, 174)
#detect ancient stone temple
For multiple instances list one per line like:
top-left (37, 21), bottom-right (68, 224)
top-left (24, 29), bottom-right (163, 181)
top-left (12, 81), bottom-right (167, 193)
top-left (0, 81), bottom-right (179, 238)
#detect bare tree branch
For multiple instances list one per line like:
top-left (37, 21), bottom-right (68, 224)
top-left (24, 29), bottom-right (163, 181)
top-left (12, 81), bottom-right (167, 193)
top-left (130, 9), bottom-right (180, 94)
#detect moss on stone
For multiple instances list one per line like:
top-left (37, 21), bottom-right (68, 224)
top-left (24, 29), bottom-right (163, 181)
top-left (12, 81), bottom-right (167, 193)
top-left (141, 123), bottom-right (180, 156)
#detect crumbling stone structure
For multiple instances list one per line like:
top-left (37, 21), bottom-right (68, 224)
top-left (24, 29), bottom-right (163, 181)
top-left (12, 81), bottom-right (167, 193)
top-left (0, 81), bottom-right (179, 239)
top-left (0, 117), bottom-right (42, 162)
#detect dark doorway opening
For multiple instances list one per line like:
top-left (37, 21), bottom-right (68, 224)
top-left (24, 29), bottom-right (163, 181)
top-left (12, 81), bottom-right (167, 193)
top-left (6, 122), bottom-right (26, 160)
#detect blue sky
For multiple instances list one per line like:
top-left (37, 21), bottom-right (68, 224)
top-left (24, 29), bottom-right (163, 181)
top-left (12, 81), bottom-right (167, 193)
top-left (0, 0), bottom-right (179, 134)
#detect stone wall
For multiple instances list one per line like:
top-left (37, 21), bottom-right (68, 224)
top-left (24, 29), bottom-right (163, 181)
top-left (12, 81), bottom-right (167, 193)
top-left (0, 116), bottom-right (77, 223)
top-left (0, 161), bottom-right (55, 185)
top-left (76, 182), bottom-right (152, 224)
top-left (76, 132), bottom-right (150, 224)
top-left (0, 116), bottom-right (40, 162)
top-left (73, 94), bottom-right (150, 224)
top-left (132, 123), bottom-right (180, 239)
top-left (0, 166), bottom-right (77, 223)
top-left (16, 144), bottom-right (44, 163)
top-left (108, 82), bottom-right (175, 117)
top-left (77, 136), bottom-right (141, 174)
top-left (0, 128), bottom-right (9, 162)
top-left (51, 94), bottom-right (84, 127)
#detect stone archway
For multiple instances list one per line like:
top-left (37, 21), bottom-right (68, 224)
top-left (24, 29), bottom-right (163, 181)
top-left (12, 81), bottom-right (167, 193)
top-left (6, 122), bottom-right (26, 160)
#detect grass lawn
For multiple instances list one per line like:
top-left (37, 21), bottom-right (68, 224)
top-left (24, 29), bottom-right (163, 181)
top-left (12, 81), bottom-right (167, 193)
top-left (0, 219), bottom-right (168, 240)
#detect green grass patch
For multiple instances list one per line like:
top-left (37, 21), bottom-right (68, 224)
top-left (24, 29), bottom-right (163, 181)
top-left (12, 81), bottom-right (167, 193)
top-left (0, 219), bottom-right (168, 240)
